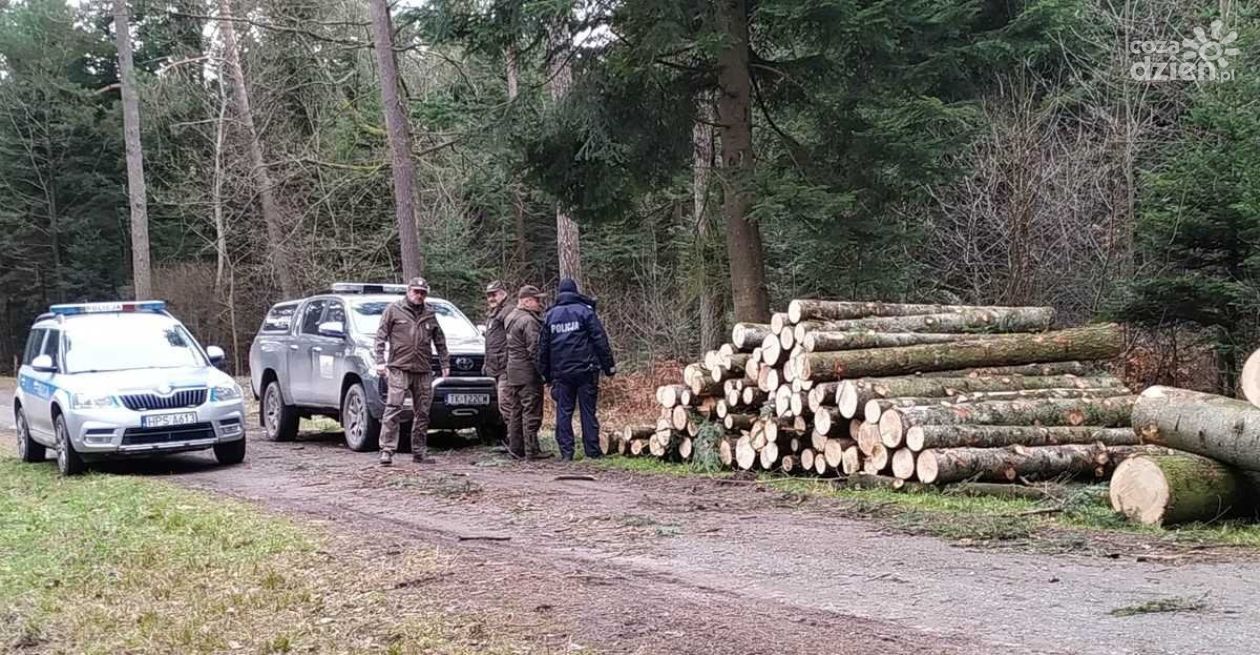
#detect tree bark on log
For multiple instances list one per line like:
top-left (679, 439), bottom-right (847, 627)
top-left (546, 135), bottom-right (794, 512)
top-left (863, 397), bottom-right (953, 424)
top-left (742, 387), bottom-right (767, 406)
top-left (724, 414), bottom-right (756, 431)
top-left (1109, 453), bottom-right (1252, 526)
top-left (732, 323), bottom-right (772, 350)
top-left (787, 300), bottom-right (1056, 325)
top-left (802, 331), bottom-right (973, 353)
top-left (880, 396), bottom-right (1136, 448)
top-left (918, 362), bottom-right (1097, 378)
top-left (796, 325), bottom-right (1123, 383)
top-left (1131, 386), bottom-right (1260, 471)
top-left (917, 444), bottom-right (1109, 484)
top-left (905, 425), bottom-right (1138, 452)
top-left (951, 387), bottom-right (1131, 404)
top-left (791, 308), bottom-right (1055, 338)
top-left (837, 375), bottom-right (1123, 418)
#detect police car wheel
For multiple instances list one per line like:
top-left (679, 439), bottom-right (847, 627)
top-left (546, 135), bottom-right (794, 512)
top-left (54, 414), bottom-right (86, 476)
top-left (341, 383), bottom-right (380, 452)
top-left (214, 437), bottom-right (246, 465)
top-left (262, 381), bottom-right (299, 442)
top-left (15, 408), bottom-right (46, 463)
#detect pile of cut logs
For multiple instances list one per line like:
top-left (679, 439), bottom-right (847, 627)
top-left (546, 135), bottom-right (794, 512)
top-left (608, 300), bottom-right (1166, 490)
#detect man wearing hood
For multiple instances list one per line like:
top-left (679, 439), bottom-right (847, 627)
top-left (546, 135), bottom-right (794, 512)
top-left (539, 278), bottom-right (615, 460)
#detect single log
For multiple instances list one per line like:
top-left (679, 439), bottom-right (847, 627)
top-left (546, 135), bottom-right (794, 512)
top-left (824, 438), bottom-right (852, 469)
top-left (716, 399), bottom-right (731, 419)
top-left (866, 444), bottom-right (890, 473)
top-left (879, 396), bottom-right (1136, 449)
top-left (951, 387), bottom-right (1131, 404)
top-left (795, 325), bottom-right (1124, 383)
top-left (599, 431), bottom-right (621, 456)
top-left (732, 323), bottom-right (773, 350)
top-left (1131, 386), bottom-right (1260, 471)
top-left (761, 334), bottom-right (785, 366)
top-left (686, 420), bottom-right (701, 438)
top-left (649, 436), bottom-right (667, 458)
top-left (774, 385), bottom-right (794, 418)
top-left (813, 407), bottom-right (847, 437)
top-left (905, 425), bottom-right (1138, 452)
top-left (814, 451), bottom-right (829, 475)
top-left (719, 437), bottom-right (736, 467)
top-left (838, 375), bottom-right (1126, 417)
top-left (735, 435), bottom-right (757, 470)
top-left (688, 375), bottom-right (723, 397)
top-left (726, 353), bottom-right (752, 373)
top-left (781, 455), bottom-right (797, 474)
top-left (1109, 452), bottom-right (1251, 526)
top-left (619, 437), bottom-right (631, 456)
top-left (857, 422), bottom-right (882, 456)
top-left (629, 439), bottom-right (649, 456)
top-left (711, 365), bottom-right (740, 384)
top-left (864, 397), bottom-right (953, 424)
top-left (891, 448), bottom-right (917, 480)
top-left (742, 387), bottom-right (768, 406)
top-left (703, 350), bottom-right (721, 371)
top-left (671, 405), bottom-right (690, 431)
top-left (808, 382), bottom-right (842, 414)
top-left (763, 368), bottom-right (781, 393)
top-left (916, 444), bottom-right (1109, 484)
top-left (657, 385), bottom-right (688, 408)
top-left (760, 441), bottom-right (780, 470)
top-left (801, 330), bottom-right (975, 353)
top-left (792, 416), bottom-right (809, 433)
top-left (717, 343), bottom-right (738, 366)
top-left (788, 391), bottom-right (809, 418)
top-left (770, 312), bottom-right (791, 335)
top-left (724, 414), bottom-right (757, 431)
top-left (791, 308), bottom-right (1055, 337)
top-left (841, 446), bottom-right (862, 475)
top-left (787, 299), bottom-right (1056, 325)
top-left (918, 362), bottom-right (1096, 378)
top-left (849, 419), bottom-right (863, 440)
top-left (779, 327), bottom-right (796, 352)
top-left (789, 437), bottom-right (802, 453)
top-left (679, 437), bottom-right (694, 461)
top-left (800, 448), bottom-right (816, 472)
top-left (683, 363), bottom-right (708, 388)
top-left (810, 431), bottom-right (828, 453)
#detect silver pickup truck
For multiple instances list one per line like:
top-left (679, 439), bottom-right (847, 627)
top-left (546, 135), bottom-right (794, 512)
top-left (248, 283), bottom-right (503, 451)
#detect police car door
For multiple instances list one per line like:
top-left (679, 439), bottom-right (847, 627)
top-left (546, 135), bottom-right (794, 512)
top-left (21, 328), bottom-right (59, 441)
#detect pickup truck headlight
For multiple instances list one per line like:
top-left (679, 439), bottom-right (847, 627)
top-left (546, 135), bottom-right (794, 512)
top-left (210, 384), bottom-right (243, 401)
top-left (72, 393), bottom-right (118, 409)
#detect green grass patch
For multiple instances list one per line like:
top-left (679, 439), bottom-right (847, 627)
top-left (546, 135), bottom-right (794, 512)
top-left (0, 456), bottom-right (530, 653)
top-left (1111, 595), bottom-right (1209, 617)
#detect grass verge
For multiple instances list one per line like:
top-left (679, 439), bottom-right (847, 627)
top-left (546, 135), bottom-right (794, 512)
top-left (0, 455), bottom-right (533, 654)
top-left (591, 456), bottom-right (1260, 550)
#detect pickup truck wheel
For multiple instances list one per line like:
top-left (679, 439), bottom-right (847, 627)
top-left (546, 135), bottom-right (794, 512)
top-left (54, 414), bottom-right (86, 476)
top-left (262, 381), bottom-right (299, 442)
top-left (214, 437), bottom-right (247, 465)
top-left (15, 408), bottom-right (46, 462)
top-left (341, 383), bottom-right (380, 452)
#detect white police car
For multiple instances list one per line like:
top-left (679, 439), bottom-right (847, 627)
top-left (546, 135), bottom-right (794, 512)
top-left (12, 301), bottom-right (247, 475)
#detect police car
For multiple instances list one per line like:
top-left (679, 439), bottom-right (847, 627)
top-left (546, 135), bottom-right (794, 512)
top-left (12, 301), bottom-right (247, 475)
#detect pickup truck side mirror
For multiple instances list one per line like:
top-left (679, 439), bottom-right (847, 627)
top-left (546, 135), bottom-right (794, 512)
top-left (318, 321), bottom-right (347, 339)
top-left (206, 345), bottom-right (226, 368)
top-left (31, 354), bottom-right (56, 372)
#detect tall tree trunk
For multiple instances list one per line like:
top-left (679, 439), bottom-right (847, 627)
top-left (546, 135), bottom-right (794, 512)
top-left (367, 0), bottom-right (423, 279)
top-left (547, 19), bottom-right (582, 285)
top-left (715, 0), bottom-right (770, 323)
top-left (212, 82), bottom-right (228, 294)
top-left (217, 0), bottom-right (296, 296)
top-left (507, 43), bottom-right (527, 277)
top-left (694, 100), bottom-right (722, 351)
top-left (113, 0), bottom-right (152, 300)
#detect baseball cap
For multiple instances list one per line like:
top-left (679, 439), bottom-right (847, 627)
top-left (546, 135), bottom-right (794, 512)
top-left (407, 277), bottom-right (430, 292)
top-left (518, 284), bottom-right (545, 299)
top-left (485, 280), bottom-right (506, 294)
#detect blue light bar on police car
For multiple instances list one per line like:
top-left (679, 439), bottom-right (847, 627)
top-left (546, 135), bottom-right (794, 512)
top-left (49, 301), bottom-right (167, 315)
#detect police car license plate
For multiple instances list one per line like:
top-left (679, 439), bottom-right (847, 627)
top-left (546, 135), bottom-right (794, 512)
top-left (447, 394), bottom-right (490, 406)
top-left (143, 411), bottom-right (198, 428)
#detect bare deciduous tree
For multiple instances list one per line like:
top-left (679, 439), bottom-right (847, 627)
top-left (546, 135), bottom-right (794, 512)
top-left (112, 0), bottom-right (151, 299)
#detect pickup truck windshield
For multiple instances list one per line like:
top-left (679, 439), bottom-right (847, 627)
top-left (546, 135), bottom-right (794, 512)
top-left (350, 300), bottom-right (481, 341)
top-left (63, 316), bottom-right (208, 373)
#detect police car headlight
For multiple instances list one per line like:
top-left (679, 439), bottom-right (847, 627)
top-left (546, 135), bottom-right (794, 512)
top-left (72, 393), bottom-right (119, 409)
top-left (210, 384), bottom-right (243, 402)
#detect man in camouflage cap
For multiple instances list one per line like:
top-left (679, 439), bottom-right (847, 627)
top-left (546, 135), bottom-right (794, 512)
top-left (373, 276), bottom-right (450, 466)
top-left (482, 280), bottom-right (512, 444)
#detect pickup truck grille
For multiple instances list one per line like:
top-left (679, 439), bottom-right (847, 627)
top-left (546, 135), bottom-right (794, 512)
top-left (122, 423), bottom-right (215, 445)
top-left (437, 354), bottom-right (484, 377)
top-left (120, 388), bottom-right (208, 411)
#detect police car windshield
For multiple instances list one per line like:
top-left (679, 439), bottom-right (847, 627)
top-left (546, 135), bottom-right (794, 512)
top-left (62, 316), bottom-right (207, 373)
top-left (350, 299), bottom-right (480, 341)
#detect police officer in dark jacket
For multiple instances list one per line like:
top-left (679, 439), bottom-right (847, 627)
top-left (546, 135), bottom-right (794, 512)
top-left (539, 278), bottom-right (615, 460)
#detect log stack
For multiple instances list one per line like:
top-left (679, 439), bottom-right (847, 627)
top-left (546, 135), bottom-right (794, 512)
top-left (630, 299), bottom-right (1146, 493)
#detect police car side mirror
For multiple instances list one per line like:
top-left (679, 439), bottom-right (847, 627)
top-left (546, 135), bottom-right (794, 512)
top-left (318, 321), bottom-right (346, 339)
top-left (206, 346), bottom-right (226, 368)
top-left (31, 354), bottom-right (56, 372)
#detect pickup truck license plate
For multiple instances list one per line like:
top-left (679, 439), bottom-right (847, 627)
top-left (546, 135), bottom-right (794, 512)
top-left (447, 394), bottom-right (490, 406)
top-left (142, 411), bottom-right (198, 428)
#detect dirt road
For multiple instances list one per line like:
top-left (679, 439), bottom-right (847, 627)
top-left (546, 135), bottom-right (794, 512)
top-left (29, 425), bottom-right (1247, 655)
